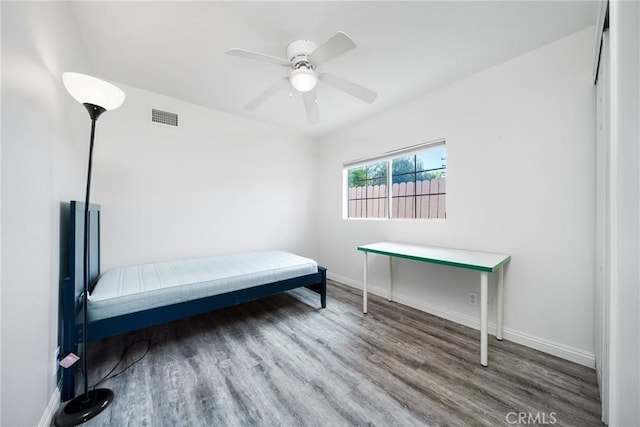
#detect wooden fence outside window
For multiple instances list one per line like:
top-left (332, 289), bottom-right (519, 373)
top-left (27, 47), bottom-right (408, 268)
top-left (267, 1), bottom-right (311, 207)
top-left (348, 178), bottom-right (446, 219)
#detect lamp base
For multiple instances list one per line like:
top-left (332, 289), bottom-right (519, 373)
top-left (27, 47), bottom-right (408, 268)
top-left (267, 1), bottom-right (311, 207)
top-left (54, 388), bottom-right (114, 427)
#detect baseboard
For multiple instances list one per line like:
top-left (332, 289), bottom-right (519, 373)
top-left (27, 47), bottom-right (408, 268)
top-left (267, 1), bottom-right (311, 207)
top-left (328, 272), bottom-right (596, 368)
top-left (38, 386), bottom-right (60, 427)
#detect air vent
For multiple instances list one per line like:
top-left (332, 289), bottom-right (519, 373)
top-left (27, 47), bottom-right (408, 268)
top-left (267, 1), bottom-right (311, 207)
top-left (152, 109), bottom-right (178, 127)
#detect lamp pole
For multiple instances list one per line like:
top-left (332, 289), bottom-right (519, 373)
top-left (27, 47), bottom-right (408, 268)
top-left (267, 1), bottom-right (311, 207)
top-left (80, 103), bottom-right (104, 401)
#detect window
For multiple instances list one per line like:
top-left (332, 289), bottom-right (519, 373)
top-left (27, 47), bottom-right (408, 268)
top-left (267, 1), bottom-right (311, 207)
top-left (345, 140), bottom-right (446, 219)
top-left (347, 161), bottom-right (388, 218)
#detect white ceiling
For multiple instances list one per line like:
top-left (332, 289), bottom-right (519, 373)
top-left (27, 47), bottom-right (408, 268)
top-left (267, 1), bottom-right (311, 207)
top-left (70, 1), bottom-right (597, 137)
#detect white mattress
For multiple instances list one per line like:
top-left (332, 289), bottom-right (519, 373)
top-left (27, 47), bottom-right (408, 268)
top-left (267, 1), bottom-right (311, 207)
top-left (88, 250), bottom-right (318, 321)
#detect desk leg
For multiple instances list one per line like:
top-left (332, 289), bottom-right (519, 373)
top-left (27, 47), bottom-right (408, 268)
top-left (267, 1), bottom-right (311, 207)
top-left (480, 272), bottom-right (488, 367)
top-left (496, 266), bottom-right (504, 341)
top-left (388, 257), bottom-right (393, 302)
top-left (363, 252), bottom-right (368, 314)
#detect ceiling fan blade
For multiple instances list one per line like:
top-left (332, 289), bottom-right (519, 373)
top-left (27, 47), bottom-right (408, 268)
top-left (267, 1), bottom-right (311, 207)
top-left (319, 73), bottom-right (377, 104)
top-left (308, 32), bottom-right (356, 66)
top-left (302, 90), bottom-right (320, 125)
top-left (244, 77), bottom-right (290, 111)
top-left (226, 48), bottom-right (291, 67)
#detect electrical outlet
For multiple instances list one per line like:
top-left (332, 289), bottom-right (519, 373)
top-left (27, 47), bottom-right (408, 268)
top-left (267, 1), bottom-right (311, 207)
top-left (468, 293), bottom-right (478, 306)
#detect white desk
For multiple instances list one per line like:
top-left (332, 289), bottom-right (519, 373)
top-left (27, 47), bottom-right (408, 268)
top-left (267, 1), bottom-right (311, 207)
top-left (357, 241), bottom-right (511, 367)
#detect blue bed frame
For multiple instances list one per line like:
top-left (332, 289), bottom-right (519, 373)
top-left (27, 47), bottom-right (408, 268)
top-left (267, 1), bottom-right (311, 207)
top-left (59, 201), bottom-right (327, 401)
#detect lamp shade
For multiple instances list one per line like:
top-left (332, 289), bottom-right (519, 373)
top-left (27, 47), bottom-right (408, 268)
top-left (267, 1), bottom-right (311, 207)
top-left (290, 66), bottom-right (318, 93)
top-left (62, 72), bottom-right (125, 111)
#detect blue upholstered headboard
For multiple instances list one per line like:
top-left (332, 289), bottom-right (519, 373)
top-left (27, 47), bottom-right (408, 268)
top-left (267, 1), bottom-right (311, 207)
top-left (69, 201), bottom-right (101, 300)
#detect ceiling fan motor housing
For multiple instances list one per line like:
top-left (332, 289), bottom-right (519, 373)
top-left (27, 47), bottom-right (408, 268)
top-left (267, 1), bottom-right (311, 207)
top-left (287, 40), bottom-right (318, 68)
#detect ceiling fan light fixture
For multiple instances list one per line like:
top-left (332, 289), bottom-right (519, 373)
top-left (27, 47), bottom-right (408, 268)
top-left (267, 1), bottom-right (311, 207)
top-left (290, 66), bottom-right (317, 93)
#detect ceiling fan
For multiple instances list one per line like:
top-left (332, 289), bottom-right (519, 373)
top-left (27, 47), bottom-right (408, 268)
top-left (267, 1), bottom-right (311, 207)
top-left (226, 32), bottom-right (377, 125)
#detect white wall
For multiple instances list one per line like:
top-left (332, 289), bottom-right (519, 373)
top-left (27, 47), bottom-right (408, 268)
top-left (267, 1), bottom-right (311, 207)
top-left (608, 1), bottom-right (640, 424)
top-left (91, 83), bottom-right (319, 271)
top-left (1, 2), bottom-right (92, 425)
top-left (316, 27), bottom-right (596, 366)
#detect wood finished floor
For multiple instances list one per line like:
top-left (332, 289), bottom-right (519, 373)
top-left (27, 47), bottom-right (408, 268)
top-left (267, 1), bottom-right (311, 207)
top-left (78, 280), bottom-right (602, 427)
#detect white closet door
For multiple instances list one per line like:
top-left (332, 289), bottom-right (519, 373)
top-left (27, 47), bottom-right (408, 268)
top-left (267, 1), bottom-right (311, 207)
top-left (594, 29), bottom-right (610, 425)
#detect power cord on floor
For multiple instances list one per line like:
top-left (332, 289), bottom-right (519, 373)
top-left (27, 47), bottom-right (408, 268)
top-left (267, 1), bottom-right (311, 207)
top-left (89, 339), bottom-right (152, 390)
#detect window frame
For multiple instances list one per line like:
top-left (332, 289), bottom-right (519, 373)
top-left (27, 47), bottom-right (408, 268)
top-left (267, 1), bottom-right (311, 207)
top-left (343, 139), bottom-right (446, 220)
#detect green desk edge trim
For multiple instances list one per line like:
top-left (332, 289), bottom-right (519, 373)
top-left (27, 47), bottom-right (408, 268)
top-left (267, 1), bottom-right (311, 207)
top-left (357, 247), bottom-right (511, 273)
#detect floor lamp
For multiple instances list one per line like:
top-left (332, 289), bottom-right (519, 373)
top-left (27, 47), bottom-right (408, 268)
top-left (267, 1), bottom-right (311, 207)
top-left (55, 72), bottom-right (125, 427)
